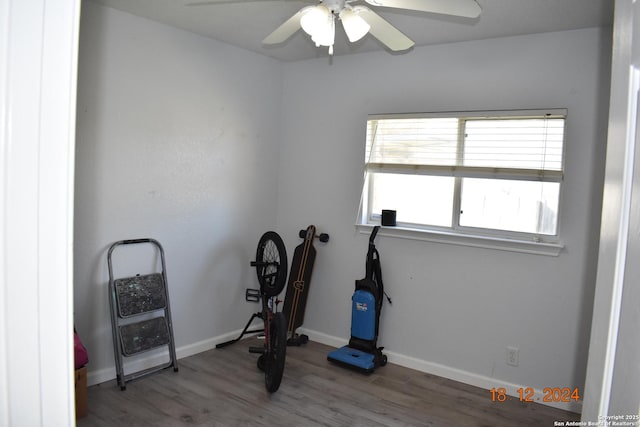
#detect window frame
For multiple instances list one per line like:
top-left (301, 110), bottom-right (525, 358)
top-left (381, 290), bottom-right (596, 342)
top-left (357, 109), bottom-right (567, 256)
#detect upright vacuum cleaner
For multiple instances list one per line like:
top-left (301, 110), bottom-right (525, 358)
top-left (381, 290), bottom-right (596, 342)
top-left (327, 226), bottom-right (391, 373)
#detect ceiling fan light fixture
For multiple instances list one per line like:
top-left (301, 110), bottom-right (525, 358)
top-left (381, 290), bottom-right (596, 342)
top-left (300, 5), bottom-right (331, 37)
top-left (310, 15), bottom-right (335, 47)
top-left (301, 4), bottom-right (335, 54)
top-left (340, 7), bottom-right (370, 42)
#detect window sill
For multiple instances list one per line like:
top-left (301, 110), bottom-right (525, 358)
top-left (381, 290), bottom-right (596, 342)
top-left (355, 224), bottom-right (564, 256)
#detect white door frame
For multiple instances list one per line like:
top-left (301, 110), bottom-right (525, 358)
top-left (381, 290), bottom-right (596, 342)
top-left (582, 0), bottom-right (640, 421)
top-left (0, 0), bottom-right (80, 425)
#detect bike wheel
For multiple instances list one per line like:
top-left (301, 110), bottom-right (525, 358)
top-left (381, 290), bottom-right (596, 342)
top-left (255, 232), bottom-right (288, 298)
top-left (264, 312), bottom-right (287, 393)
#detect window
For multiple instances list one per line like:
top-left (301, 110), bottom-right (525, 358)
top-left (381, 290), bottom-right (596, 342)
top-left (358, 110), bottom-right (566, 246)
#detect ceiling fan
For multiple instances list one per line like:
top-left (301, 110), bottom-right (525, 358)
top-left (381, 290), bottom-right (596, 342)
top-left (189, 0), bottom-right (481, 56)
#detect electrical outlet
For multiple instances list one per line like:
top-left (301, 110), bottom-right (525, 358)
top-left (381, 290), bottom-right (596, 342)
top-left (506, 347), bottom-right (519, 366)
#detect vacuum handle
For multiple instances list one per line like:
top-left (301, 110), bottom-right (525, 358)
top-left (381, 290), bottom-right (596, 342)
top-left (369, 226), bottom-right (380, 243)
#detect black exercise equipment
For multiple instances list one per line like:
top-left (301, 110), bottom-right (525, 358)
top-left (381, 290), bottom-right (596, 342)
top-left (216, 231), bottom-right (289, 393)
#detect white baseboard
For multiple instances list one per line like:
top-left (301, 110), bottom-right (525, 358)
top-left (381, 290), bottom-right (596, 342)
top-left (88, 326), bottom-right (581, 413)
top-left (298, 328), bottom-right (583, 414)
top-left (86, 326), bottom-right (260, 387)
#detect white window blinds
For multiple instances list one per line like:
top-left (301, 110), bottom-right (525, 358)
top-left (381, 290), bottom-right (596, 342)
top-left (366, 111), bottom-right (565, 182)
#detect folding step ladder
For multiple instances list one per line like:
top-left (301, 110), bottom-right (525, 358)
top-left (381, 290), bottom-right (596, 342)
top-left (107, 238), bottom-right (178, 390)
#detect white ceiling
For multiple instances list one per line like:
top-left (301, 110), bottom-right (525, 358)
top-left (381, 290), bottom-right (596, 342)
top-left (85, 0), bottom-right (614, 62)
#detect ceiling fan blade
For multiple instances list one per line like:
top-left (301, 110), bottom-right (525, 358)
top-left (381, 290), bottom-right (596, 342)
top-left (262, 9), bottom-right (305, 44)
top-left (357, 7), bottom-right (414, 51)
top-left (363, 0), bottom-right (481, 18)
top-left (186, 0), bottom-right (264, 5)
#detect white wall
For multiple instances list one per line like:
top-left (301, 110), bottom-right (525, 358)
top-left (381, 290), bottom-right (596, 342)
top-left (74, 2), bottom-right (283, 383)
top-left (278, 28), bottom-right (611, 410)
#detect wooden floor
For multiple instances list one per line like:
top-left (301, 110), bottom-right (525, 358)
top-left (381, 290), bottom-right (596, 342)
top-left (79, 338), bottom-right (580, 426)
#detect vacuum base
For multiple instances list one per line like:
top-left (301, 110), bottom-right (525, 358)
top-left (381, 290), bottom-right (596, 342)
top-left (327, 346), bottom-right (377, 374)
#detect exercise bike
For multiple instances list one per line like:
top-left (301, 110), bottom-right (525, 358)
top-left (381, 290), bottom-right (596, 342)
top-left (216, 231), bottom-right (289, 393)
